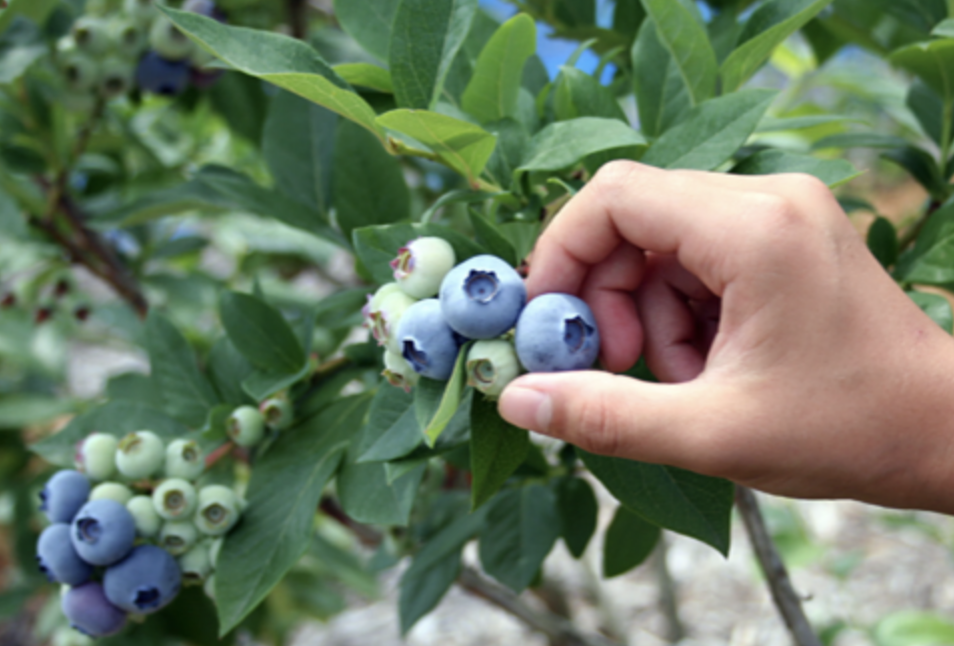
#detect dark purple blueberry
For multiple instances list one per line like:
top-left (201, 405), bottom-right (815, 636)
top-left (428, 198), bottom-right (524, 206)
top-left (62, 582), bottom-right (127, 637)
top-left (135, 51), bottom-right (190, 96)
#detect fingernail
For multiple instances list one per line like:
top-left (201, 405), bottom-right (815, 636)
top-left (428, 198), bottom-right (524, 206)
top-left (498, 386), bottom-right (552, 433)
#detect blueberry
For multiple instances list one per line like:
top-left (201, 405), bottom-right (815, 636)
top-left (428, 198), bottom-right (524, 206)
top-left (71, 17), bottom-right (110, 56)
top-left (226, 406), bottom-right (265, 447)
top-left (123, 0), bottom-right (158, 27)
top-left (115, 430), bottom-right (164, 480)
top-left (62, 582), bottom-right (127, 638)
top-left (59, 52), bottom-right (100, 94)
top-left (36, 524), bottom-right (93, 585)
top-left (152, 478), bottom-right (197, 521)
top-left (367, 288), bottom-right (416, 355)
top-left (259, 398), bottom-right (293, 431)
top-left (70, 499), bottom-right (136, 566)
top-left (148, 16), bottom-right (194, 61)
top-left (127, 495), bottom-right (162, 538)
top-left (177, 542), bottom-right (211, 583)
top-left (394, 299), bottom-right (464, 380)
top-left (193, 485), bottom-right (240, 536)
top-left (164, 439), bottom-right (204, 481)
top-left (515, 294), bottom-right (600, 372)
top-left (183, 0), bottom-right (227, 20)
top-left (392, 237), bottom-right (456, 299)
top-left (108, 18), bottom-right (145, 58)
top-left (159, 520), bottom-right (198, 556)
top-left (98, 56), bottom-right (135, 98)
top-left (135, 52), bottom-right (190, 96)
top-left (77, 433), bottom-right (117, 481)
top-left (440, 255), bottom-right (526, 339)
top-left (103, 544), bottom-right (181, 614)
top-left (382, 349), bottom-right (419, 392)
top-left (40, 470), bottom-right (90, 524)
top-left (90, 482), bottom-right (134, 505)
top-left (466, 339), bottom-right (521, 398)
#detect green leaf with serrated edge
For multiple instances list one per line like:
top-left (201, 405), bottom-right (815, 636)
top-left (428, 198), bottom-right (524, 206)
top-left (470, 395), bottom-right (529, 511)
top-left (461, 14), bottom-right (536, 123)
top-left (377, 109), bottom-right (496, 184)
top-left (352, 222), bottom-right (485, 285)
top-left (421, 343), bottom-right (473, 446)
top-left (554, 476), bottom-right (598, 558)
top-left (908, 291), bottom-right (954, 333)
top-left (219, 291), bottom-right (306, 375)
top-left (899, 202), bottom-right (954, 285)
top-left (207, 337), bottom-right (255, 406)
top-left (333, 0), bottom-right (398, 62)
top-left (146, 312), bottom-right (221, 429)
top-left (602, 506), bottom-right (660, 578)
top-left (389, 0), bottom-right (479, 109)
top-left (468, 210), bottom-right (517, 266)
top-left (262, 90), bottom-right (337, 214)
top-left (554, 66), bottom-right (628, 122)
top-left (0, 395), bottom-right (75, 428)
top-left (579, 450), bottom-right (733, 554)
top-left (478, 485), bottom-right (562, 592)
top-left (868, 217), bottom-right (899, 269)
top-left (333, 63), bottom-right (393, 93)
top-left (160, 8), bottom-right (384, 140)
top-left (639, 0), bottom-right (717, 105)
top-left (214, 395), bottom-right (369, 635)
top-left (811, 132), bottom-right (910, 150)
top-left (398, 507), bottom-right (488, 633)
top-left (358, 386), bottom-right (423, 463)
top-left (731, 150), bottom-right (860, 187)
top-left (334, 119), bottom-right (410, 242)
top-left (31, 402), bottom-right (190, 467)
top-left (641, 89), bottom-right (776, 170)
top-left (721, 0), bottom-right (833, 92)
top-left (517, 117), bottom-right (647, 175)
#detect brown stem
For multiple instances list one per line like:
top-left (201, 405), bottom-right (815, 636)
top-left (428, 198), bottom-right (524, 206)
top-left (736, 487), bottom-right (821, 646)
top-left (287, 0), bottom-right (308, 38)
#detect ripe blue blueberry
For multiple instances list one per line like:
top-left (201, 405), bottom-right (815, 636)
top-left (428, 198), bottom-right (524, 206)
top-left (103, 544), bottom-right (181, 614)
top-left (37, 524), bottom-right (93, 586)
top-left (70, 499), bottom-right (136, 566)
top-left (40, 470), bottom-right (91, 524)
top-left (515, 294), bottom-right (600, 372)
top-left (394, 299), bottom-right (464, 380)
top-left (135, 52), bottom-right (190, 96)
top-left (62, 582), bottom-right (127, 638)
top-left (440, 255), bottom-right (526, 339)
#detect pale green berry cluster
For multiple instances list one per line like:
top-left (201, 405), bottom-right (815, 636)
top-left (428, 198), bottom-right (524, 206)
top-left (75, 431), bottom-right (245, 595)
top-left (225, 397), bottom-right (293, 447)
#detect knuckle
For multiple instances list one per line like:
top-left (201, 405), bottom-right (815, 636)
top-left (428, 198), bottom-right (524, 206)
top-left (780, 172), bottom-right (831, 202)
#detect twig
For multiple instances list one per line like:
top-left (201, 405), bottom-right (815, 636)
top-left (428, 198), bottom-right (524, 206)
top-left (898, 199), bottom-right (942, 251)
top-left (736, 487), bottom-right (822, 646)
top-left (458, 566), bottom-right (620, 646)
top-left (287, 0), bottom-right (308, 38)
top-left (651, 535), bottom-right (685, 643)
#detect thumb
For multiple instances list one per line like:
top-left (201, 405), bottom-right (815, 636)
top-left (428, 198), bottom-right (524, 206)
top-left (498, 371), bottom-right (733, 474)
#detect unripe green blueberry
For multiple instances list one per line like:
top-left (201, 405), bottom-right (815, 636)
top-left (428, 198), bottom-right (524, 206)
top-left (193, 485), bottom-right (240, 536)
top-left (226, 406), bottom-right (265, 447)
top-left (126, 495), bottom-right (161, 538)
top-left (123, 0), bottom-right (161, 26)
top-left (98, 56), bottom-right (134, 98)
top-left (108, 18), bottom-right (145, 58)
top-left (208, 537), bottom-right (223, 566)
top-left (89, 481), bottom-right (134, 505)
top-left (59, 52), bottom-right (100, 94)
top-left (178, 542), bottom-right (211, 583)
top-left (466, 339), bottom-right (521, 398)
top-left (391, 237), bottom-right (456, 299)
top-left (164, 439), bottom-right (204, 481)
top-left (369, 288), bottom-right (417, 355)
top-left (78, 433), bottom-right (117, 481)
top-left (159, 520), bottom-right (198, 555)
top-left (71, 17), bottom-right (111, 56)
top-left (149, 16), bottom-right (194, 61)
top-left (115, 430), bottom-right (164, 479)
top-left (382, 350), bottom-right (419, 392)
top-left (152, 478), bottom-right (197, 521)
top-left (203, 573), bottom-right (216, 600)
top-left (259, 398), bottom-right (293, 431)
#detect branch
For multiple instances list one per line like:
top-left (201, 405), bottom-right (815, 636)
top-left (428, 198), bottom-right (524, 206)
top-left (651, 535), bottom-right (685, 643)
top-left (736, 487), bottom-right (822, 646)
top-left (287, 0), bottom-right (308, 38)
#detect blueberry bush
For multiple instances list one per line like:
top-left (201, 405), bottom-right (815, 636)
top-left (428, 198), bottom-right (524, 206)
top-left (3, 0), bottom-right (954, 643)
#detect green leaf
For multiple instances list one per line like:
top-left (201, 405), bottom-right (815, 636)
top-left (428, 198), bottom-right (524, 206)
top-left (262, 90), bottom-right (337, 214)
top-left (97, 180), bottom-right (226, 227)
top-left (867, 217), bottom-right (899, 269)
top-left (731, 149), bottom-right (861, 187)
top-left (554, 476), bottom-right (598, 558)
top-left (639, 0), bottom-right (718, 105)
top-left (358, 386), bottom-right (423, 463)
top-left (161, 8), bottom-right (384, 139)
top-left (0, 0), bottom-right (58, 34)
top-left (334, 119), bottom-right (410, 242)
top-left (517, 117), bottom-right (647, 176)
top-left (721, 0), bottom-right (834, 92)
top-left (907, 79), bottom-right (954, 149)
top-left (209, 72), bottom-right (269, 145)
top-left (933, 18), bottom-right (954, 38)
top-left (461, 14), bottom-right (536, 123)
top-left (579, 450), bottom-right (734, 554)
top-left (470, 395), bottom-right (529, 511)
top-left (889, 38), bottom-right (954, 104)
top-left (811, 132), bottom-right (911, 150)
top-left (0, 21), bottom-right (45, 85)
top-left (631, 19), bottom-right (693, 137)
top-left (478, 485), bottom-right (562, 592)
top-left (756, 114), bottom-right (858, 133)
top-left (106, 373), bottom-right (164, 408)
top-left (468, 210), bottom-right (518, 267)
top-left (389, 0), bottom-right (479, 109)
top-left (377, 109), bottom-right (497, 184)
top-left (219, 291), bottom-right (306, 375)
top-left (874, 611), bottom-right (954, 646)
top-left (214, 395), bottom-right (369, 635)
top-left (882, 146), bottom-right (948, 200)
top-left (553, 66), bottom-right (628, 122)
top-left (420, 344), bottom-right (473, 446)
top-left (900, 202), bottom-right (954, 285)
top-left (146, 312), bottom-right (221, 429)
top-left (603, 506), bottom-right (660, 578)
top-left (241, 361), bottom-right (312, 402)
top-left (908, 291), bottom-right (954, 333)
top-left (333, 0), bottom-right (398, 62)
top-left (0, 395), bottom-right (75, 428)
top-left (641, 89), bottom-right (777, 170)
top-left (333, 62), bottom-right (394, 93)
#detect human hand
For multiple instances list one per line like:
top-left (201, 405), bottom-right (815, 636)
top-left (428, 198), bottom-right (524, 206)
top-left (498, 161), bottom-right (954, 513)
